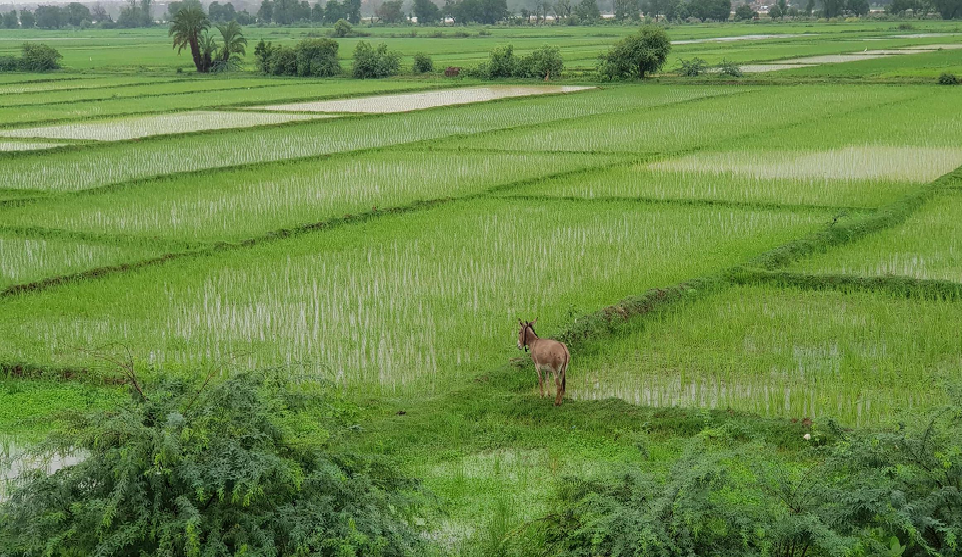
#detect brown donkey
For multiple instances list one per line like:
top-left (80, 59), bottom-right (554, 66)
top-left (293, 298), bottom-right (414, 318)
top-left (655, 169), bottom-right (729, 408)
top-left (518, 319), bottom-right (570, 406)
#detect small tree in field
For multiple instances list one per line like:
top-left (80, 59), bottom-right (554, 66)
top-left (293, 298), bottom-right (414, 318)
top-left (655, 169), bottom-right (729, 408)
top-left (598, 25), bottom-right (671, 80)
top-left (517, 44), bottom-right (563, 79)
top-left (352, 41), bottom-right (401, 78)
top-left (0, 372), bottom-right (427, 556)
top-left (19, 43), bottom-right (63, 71)
top-left (413, 52), bottom-right (433, 73)
top-left (169, 1), bottom-right (211, 72)
top-left (296, 38), bottom-right (340, 77)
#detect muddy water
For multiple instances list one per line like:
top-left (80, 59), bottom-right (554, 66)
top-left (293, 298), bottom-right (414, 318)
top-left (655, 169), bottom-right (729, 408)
top-left (255, 86), bottom-right (594, 114)
top-left (0, 435), bottom-right (83, 501)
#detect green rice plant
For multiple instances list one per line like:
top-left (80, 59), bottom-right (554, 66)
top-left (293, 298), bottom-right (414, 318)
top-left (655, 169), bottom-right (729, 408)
top-left (438, 85), bottom-right (927, 154)
top-left (569, 284), bottom-right (962, 426)
top-left (0, 86), bottom-right (733, 192)
top-left (0, 199), bottom-right (828, 393)
top-left (0, 111), bottom-right (328, 141)
top-left (0, 235), bottom-right (166, 289)
top-left (0, 76), bottom-right (174, 96)
top-left (511, 154), bottom-right (935, 209)
top-left (0, 151), bottom-right (618, 243)
top-left (0, 141), bottom-right (62, 152)
top-left (789, 192), bottom-right (962, 282)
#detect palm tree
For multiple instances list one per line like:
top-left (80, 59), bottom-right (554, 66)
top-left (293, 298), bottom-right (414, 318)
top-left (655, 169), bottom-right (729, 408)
top-left (169, 3), bottom-right (210, 73)
top-left (198, 31), bottom-right (219, 72)
top-left (217, 20), bottom-right (247, 64)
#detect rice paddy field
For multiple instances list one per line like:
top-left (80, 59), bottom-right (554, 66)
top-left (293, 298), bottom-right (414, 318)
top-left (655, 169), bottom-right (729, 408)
top-left (1, 19), bottom-right (962, 554)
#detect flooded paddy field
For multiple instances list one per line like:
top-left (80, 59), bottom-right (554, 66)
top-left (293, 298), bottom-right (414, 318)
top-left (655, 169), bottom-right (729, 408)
top-left (1, 20), bottom-right (961, 555)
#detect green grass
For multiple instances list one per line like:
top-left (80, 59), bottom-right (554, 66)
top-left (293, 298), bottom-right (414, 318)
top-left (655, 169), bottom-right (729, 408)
top-left (568, 283), bottom-right (962, 426)
top-left (0, 198), bottom-right (828, 391)
top-left (0, 150), bottom-right (618, 244)
top-left (789, 191), bottom-right (962, 282)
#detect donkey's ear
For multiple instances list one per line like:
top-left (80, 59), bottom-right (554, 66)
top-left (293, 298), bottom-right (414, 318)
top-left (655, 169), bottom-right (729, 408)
top-left (518, 319), bottom-right (524, 325)
top-left (531, 318), bottom-right (538, 325)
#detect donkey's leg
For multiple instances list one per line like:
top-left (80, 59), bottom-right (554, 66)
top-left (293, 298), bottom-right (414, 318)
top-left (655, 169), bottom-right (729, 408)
top-left (554, 367), bottom-right (564, 406)
top-left (535, 363), bottom-right (545, 398)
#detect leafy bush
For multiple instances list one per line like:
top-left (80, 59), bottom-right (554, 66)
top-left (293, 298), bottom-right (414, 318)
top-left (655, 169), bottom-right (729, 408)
top-left (516, 44), bottom-right (564, 79)
top-left (413, 51), bottom-right (433, 73)
top-left (488, 44), bottom-right (516, 78)
top-left (717, 59), bottom-right (743, 77)
top-left (938, 72), bottom-right (959, 85)
top-left (534, 389), bottom-right (962, 556)
top-left (0, 55), bottom-right (18, 72)
top-left (295, 38), bottom-right (340, 77)
top-left (268, 45), bottom-right (298, 76)
top-left (598, 25), bottom-right (671, 80)
top-left (0, 372), bottom-right (428, 556)
top-left (332, 18), bottom-right (353, 37)
top-left (16, 43), bottom-right (62, 72)
top-left (677, 57), bottom-right (707, 76)
top-left (352, 41), bottom-right (401, 78)
top-left (734, 3), bottom-right (756, 19)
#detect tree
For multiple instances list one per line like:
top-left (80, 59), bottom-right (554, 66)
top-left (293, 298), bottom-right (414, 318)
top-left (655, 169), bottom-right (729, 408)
top-left (257, 0), bottom-right (273, 21)
top-left (517, 44), bottom-right (563, 79)
top-left (295, 37), bottom-right (340, 76)
top-left (20, 43), bottom-right (63, 71)
top-left (0, 373), bottom-right (427, 557)
top-left (376, 0), bottom-right (406, 21)
top-left (346, 0), bottom-right (362, 22)
top-left (932, 0), bottom-right (962, 18)
top-left (325, 0), bottom-right (349, 22)
top-left (598, 25), bottom-right (671, 80)
top-left (555, 0), bottom-right (573, 17)
top-left (846, 0), bottom-right (869, 14)
top-left (687, 0), bottom-right (731, 20)
top-left (734, 3), bottom-right (755, 18)
top-left (614, 0), bottom-right (639, 19)
top-left (822, 0), bottom-right (844, 16)
top-left (413, 51), bottom-right (433, 72)
top-left (768, 3), bottom-right (782, 16)
top-left (215, 20), bottom-right (246, 69)
top-left (488, 44), bottom-right (516, 77)
top-left (19, 9), bottom-right (35, 27)
top-left (91, 4), bottom-right (112, 24)
top-left (332, 17), bottom-right (353, 35)
top-left (66, 2), bottom-right (92, 26)
top-left (169, 1), bottom-right (211, 72)
top-left (353, 41), bottom-right (401, 78)
top-left (413, 0), bottom-right (442, 22)
top-left (574, 0), bottom-right (600, 20)
top-left (35, 5), bottom-right (67, 29)
top-left (311, 2), bottom-right (324, 21)
top-left (1, 11), bottom-right (18, 28)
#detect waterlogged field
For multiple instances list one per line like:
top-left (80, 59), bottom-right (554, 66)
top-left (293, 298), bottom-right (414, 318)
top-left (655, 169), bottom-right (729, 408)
top-left (0, 111), bottom-right (329, 141)
top-left (2, 22), bottom-right (962, 552)
top-left (0, 199), bottom-right (828, 391)
top-left (790, 191), bottom-right (962, 282)
top-left (569, 285), bottom-right (962, 426)
top-left (0, 150), bottom-right (618, 243)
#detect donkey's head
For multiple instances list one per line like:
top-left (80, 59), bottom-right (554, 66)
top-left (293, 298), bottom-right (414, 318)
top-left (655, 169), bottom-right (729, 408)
top-left (517, 319), bottom-right (537, 351)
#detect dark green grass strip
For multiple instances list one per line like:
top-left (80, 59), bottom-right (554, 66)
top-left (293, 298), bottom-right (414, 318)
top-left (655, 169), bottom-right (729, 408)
top-left (729, 269), bottom-right (962, 300)
top-left (495, 193), bottom-right (869, 215)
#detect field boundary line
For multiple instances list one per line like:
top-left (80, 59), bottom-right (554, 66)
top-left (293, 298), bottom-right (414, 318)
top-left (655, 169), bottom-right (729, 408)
top-left (493, 193), bottom-right (870, 214)
top-left (729, 269), bottom-right (962, 300)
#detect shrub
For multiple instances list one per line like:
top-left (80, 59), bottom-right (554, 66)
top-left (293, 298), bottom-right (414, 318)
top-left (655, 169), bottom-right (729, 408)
top-left (413, 51), bottom-right (433, 73)
top-left (295, 38), bottom-right (340, 77)
top-left (718, 59), bottom-right (743, 77)
top-left (18, 43), bottom-right (62, 71)
top-left (938, 72), bottom-right (959, 85)
top-left (734, 3), bottom-right (756, 19)
top-left (516, 44), bottom-right (563, 79)
top-left (352, 41), bottom-right (401, 78)
top-left (268, 45), bottom-right (297, 76)
top-left (677, 57), bottom-right (707, 77)
top-left (0, 55), bottom-right (19, 72)
top-left (488, 44), bottom-right (516, 78)
top-left (332, 18), bottom-right (353, 37)
top-left (0, 373), bottom-right (428, 556)
top-left (598, 25), bottom-right (671, 80)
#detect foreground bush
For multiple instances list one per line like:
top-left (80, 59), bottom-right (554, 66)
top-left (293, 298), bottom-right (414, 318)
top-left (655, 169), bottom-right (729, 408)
top-left (484, 44), bottom-right (564, 80)
top-left (0, 43), bottom-right (62, 72)
top-left (598, 25), bottom-right (671, 80)
top-left (0, 372), bottom-right (427, 556)
top-left (352, 41), bottom-right (401, 78)
top-left (255, 38), bottom-right (341, 77)
top-left (535, 392), bottom-right (962, 556)
top-left (938, 72), bottom-right (959, 85)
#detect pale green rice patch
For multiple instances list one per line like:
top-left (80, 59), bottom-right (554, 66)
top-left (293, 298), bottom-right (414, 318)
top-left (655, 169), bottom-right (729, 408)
top-left (0, 141), bottom-right (63, 152)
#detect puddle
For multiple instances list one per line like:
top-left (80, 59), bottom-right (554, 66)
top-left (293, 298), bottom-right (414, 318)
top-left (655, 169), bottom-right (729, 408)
top-left (672, 33), bottom-right (813, 45)
top-left (1, 435), bottom-right (83, 501)
top-left (783, 54), bottom-right (893, 64)
top-left (0, 111), bottom-right (330, 141)
top-left (651, 146), bottom-right (962, 183)
top-left (254, 86), bottom-right (595, 114)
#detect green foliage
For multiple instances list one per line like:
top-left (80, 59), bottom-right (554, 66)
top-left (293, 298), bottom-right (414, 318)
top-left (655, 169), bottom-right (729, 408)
top-left (332, 18), bottom-right (353, 37)
top-left (376, 0), bottom-right (406, 22)
top-left (413, 0), bottom-right (442, 23)
top-left (488, 44), bottom-right (516, 78)
top-left (536, 389), bottom-right (962, 556)
top-left (733, 3), bottom-right (756, 19)
top-left (353, 41), bottom-right (402, 79)
top-left (677, 57), bottom-right (707, 77)
top-left (574, 0), bottom-right (601, 20)
top-left (717, 59), bottom-right (743, 77)
top-left (598, 25), bottom-right (671, 80)
top-left (938, 72), bottom-right (959, 85)
top-left (519, 45), bottom-right (563, 80)
top-left (0, 373), bottom-right (428, 557)
top-left (413, 52), bottom-right (434, 73)
top-left (295, 38), bottom-right (341, 77)
top-left (18, 43), bottom-right (63, 72)
top-left (168, 2), bottom-right (211, 73)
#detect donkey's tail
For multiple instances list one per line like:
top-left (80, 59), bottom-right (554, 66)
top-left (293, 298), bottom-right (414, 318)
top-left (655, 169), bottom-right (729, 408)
top-left (562, 345), bottom-right (570, 392)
